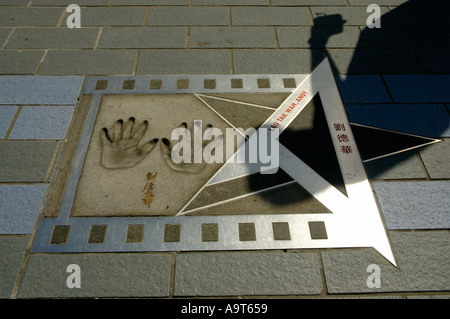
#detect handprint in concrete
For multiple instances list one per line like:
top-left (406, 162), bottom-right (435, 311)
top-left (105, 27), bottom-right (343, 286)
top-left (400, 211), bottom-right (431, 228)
top-left (160, 120), bottom-right (223, 174)
top-left (100, 117), bottom-right (158, 169)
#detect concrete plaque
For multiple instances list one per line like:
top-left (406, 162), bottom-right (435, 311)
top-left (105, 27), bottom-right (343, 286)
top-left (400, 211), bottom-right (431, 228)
top-left (72, 94), bottom-right (229, 217)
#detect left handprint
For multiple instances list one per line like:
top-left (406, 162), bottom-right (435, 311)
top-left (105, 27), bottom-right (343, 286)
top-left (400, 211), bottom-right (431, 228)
top-left (100, 117), bottom-right (158, 169)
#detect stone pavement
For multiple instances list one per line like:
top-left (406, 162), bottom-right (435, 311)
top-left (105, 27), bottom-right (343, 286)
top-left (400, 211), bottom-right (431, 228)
top-left (0, 0), bottom-right (449, 301)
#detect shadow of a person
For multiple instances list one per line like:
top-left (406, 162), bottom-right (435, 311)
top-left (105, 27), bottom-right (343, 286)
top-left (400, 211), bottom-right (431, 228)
top-left (248, 0), bottom-right (449, 206)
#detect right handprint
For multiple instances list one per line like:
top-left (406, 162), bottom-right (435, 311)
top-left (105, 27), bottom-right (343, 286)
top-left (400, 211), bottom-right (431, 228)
top-left (160, 121), bottom-right (223, 174)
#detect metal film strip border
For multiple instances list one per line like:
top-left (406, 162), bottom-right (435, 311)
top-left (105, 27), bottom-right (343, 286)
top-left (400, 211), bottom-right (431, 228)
top-left (33, 214), bottom-right (343, 253)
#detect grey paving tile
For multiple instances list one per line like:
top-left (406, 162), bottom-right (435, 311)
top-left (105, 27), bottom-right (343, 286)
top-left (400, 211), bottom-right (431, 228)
top-left (360, 26), bottom-right (449, 49)
top-left (62, 7), bottom-right (147, 27)
top-left (383, 75), bottom-right (450, 103)
top-left (6, 28), bottom-right (99, 49)
top-left (337, 75), bottom-right (391, 104)
top-left (39, 50), bottom-right (137, 75)
top-left (190, 27), bottom-right (276, 48)
top-left (174, 252), bottom-right (322, 296)
top-left (277, 26), bottom-right (361, 48)
top-left (273, 0), bottom-right (346, 5)
top-left (347, 0), bottom-right (408, 5)
top-left (373, 181), bottom-right (450, 230)
top-left (0, 8), bottom-right (64, 26)
top-left (345, 104), bottom-right (450, 138)
top-left (232, 7), bottom-right (312, 26)
top-left (0, 51), bottom-right (44, 75)
top-left (310, 7), bottom-right (389, 26)
top-left (0, 185), bottom-right (48, 234)
top-left (445, 26), bottom-right (450, 38)
top-left (387, 3), bottom-right (450, 26)
top-left (17, 254), bottom-right (172, 298)
top-left (233, 49), bottom-right (314, 74)
top-left (113, 0), bottom-right (188, 4)
top-left (98, 27), bottom-right (186, 49)
top-left (321, 231), bottom-right (450, 293)
top-left (137, 49), bottom-right (230, 74)
top-left (148, 7), bottom-right (229, 26)
top-left (419, 138), bottom-right (450, 179)
top-left (8, 106), bottom-right (74, 140)
top-left (364, 151), bottom-right (426, 180)
top-left (327, 48), bottom-right (423, 74)
top-left (0, 0), bottom-right (29, 5)
top-left (0, 237), bottom-right (30, 298)
top-left (407, 295), bottom-right (450, 299)
top-left (415, 49), bottom-right (450, 74)
top-left (193, 0), bottom-right (268, 4)
top-left (0, 28), bottom-right (12, 47)
top-left (0, 106), bottom-right (17, 138)
top-left (0, 76), bottom-right (83, 105)
top-left (0, 141), bottom-right (57, 182)
top-left (32, 0), bottom-right (110, 5)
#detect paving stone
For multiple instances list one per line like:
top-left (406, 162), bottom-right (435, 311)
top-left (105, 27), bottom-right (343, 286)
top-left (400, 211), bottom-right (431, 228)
top-left (345, 104), bottom-right (450, 138)
top-left (273, 0), bottom-right (346, 5)
top-left (0, 141), bottom-right (57, 182)
top-left (0, 51), bottom-right (44, 75)
top-left (148, 7), bottom-right (229, 26)
top-left (17, 254), bottom-right (172, 298)
top-left (190, 27), bottom-right (276, 48)
top-left (347, 0), bottom-right (407, 5)
top-left (8, 106), bottom-right (74, 140)
top-left (0, 0), bottom-right (29, 5)
top-left (0, 185), bottom-right (48, 234)
top-left (137, 49), bottom-right (230, 74)
top-left (0, 106), bottom-right (17, 138)
top-left (327, 49), bottom-right (423, 74)
top-left (0, 237), bottom-right (30, 298)
top-left (321, 231), bottom-right (450, 293)
top-left (6, 28), bottom-right (99, 49)
top-left (0, 8), bottom-right (64, 26)
top-left (62, 7), bottom-right (147, 27)
top-left (233, 49), bottom-right (315, 74)
top-left (415, 49), bottom-right (450, 74)
top-left (232, 7), bottom-right (312, 26)
top-left (0, 76), bottom-right (83, 105)
top-left (360, 26), bottom-right (450, 49)
top-left (0, 28), bottom-right (12, 47)
top-left (277, 26), bottom-right (361, 48)
top-left (174, 252), bottom-right (322, 296)
top-left (383, 75), bottom-right (450, 103)
top-left (113, 0), bottom-right (188, 4)
top-left (98, 27), bottom-right (186, 49)
top-left (33, 0), bottom-right (110, 5)
top-left (445, 26), bottom-right (450, 38)
top-left (337, 75), bottom-right (391, 104)
top-left (407, 295), bottom-right (450, 299)
top-left (193, 0), bottom-right (267, 4)
top-left (419, 138), bottom-right (450, 179)
top-left (373, 181), bottom-right (450, 230)
top-left (310, 7), bottom-right (389, 26)
top-left (387, 2), bottom-right (450, 26)
top-left (39, 50), bottom-right (137, 75)
top-left (364, 150), bottom-right (426, 180)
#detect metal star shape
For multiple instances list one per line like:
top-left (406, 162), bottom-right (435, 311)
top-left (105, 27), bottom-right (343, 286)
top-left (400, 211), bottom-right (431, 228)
top-left (177, 58), bottom-right (440, 266)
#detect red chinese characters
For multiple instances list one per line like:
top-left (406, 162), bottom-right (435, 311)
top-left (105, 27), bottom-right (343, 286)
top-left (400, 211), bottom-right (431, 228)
top-left (333, 123), bottom-right (353, 154)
